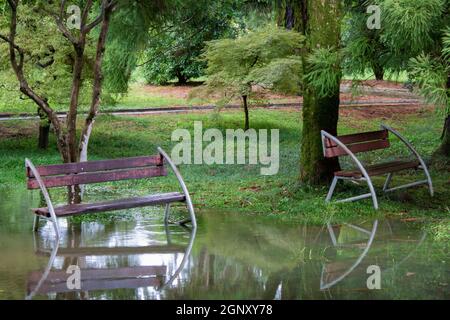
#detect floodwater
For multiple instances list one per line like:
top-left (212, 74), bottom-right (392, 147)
top-left (0, 187), bottom-right (448, 300)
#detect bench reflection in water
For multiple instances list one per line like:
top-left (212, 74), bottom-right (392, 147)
top-left (320, 219), bottom-right (427, 291)
top-left (26, 224), bottom-right (196, 299)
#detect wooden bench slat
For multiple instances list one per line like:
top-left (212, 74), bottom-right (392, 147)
top-left (325, 130), bottom-right (388, 148)
top-left (28, 266), bottom-right (167, 284)
top-left (33, 192), bottom-right (185, 217)
top-left (29, 277), bottom-right (162, 294)
top-left (27, 166), bottom-right (167, 189)
top-left (36, 245), bottom-right (186, 257)
top-left (335, 160), bottom-right (420, 178)
top-left (325, 139), bottom-right (390, 157)
top-left (27, 155), bottom-right (163, 178)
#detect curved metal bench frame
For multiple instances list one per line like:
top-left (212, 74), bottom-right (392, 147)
top-left (158, 147), bottom-right (197, 229)
top-left (25, 158), bottom-right (62, 240)
top-left (321, 124), bottom-right (433, 210)
top-left (26, 147), bottom-right (196, 240)
top-left (320, 220), bottom-right (378, 290)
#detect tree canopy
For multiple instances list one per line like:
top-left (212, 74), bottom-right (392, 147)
top-left (191, 26), bottom-right (304, 130)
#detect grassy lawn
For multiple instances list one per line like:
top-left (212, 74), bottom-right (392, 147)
top-left (0, 105), bottom-right (449, 233)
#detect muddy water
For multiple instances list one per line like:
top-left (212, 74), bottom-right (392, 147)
top-left (0, 187), bottom-right (448, 300)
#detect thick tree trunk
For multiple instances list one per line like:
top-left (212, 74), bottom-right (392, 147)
top-left (296, 0), bottom-right (342, 184)
top-left (437, 115), bottom-right (450, 156)
top-left (436, 76), bottom-right (450, 157)
top-left (300, 91), bottom-right (341, 184)
top-left (242, 95), bottom-right (249, 131)
top-left (38, 108), bottom-right (50, 149)
top-left (435, 75), bottom-right (450, 157)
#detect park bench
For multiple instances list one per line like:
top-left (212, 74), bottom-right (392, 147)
top-left (321, 124), bottom-right (433, 209)
top-left (25, 147), bottom-right (196, 239)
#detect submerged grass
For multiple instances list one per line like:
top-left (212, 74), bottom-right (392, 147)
top-left (0, 107), bottom-right (448, 230)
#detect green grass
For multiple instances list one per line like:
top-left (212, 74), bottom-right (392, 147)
top-left (0, 106), bottom-right (449, 229)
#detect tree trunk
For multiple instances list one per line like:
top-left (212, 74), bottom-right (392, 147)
top-left (176, 70), bottom-right (188, 85)
top-left (435, 75), bottom-right (450, 157)
top-left (38, 108), bottom-right (50, 149)
top-left (300, 91), bottom-right (341, 184)
top-left (242, 95), bottom-right (249, 131)
top-left (372, 62), bottom-right (384, 81)
top-left (284, 0), bottom-right (342, 185)
top-left (437, 115), bottom-right (450, 156)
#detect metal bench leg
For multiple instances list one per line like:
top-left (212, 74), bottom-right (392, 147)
top-left (366, 177), bottom-right (379, 210)
top-left (424, 168), bottom-right (434, 197)
top-left (33, 215), bottom-right (40, 232)
top-left (383, 173), bottom-right (393, 191)
top-left (164, 203), bottom-right (171, 224)
top-left (158, 147), bottom-right (197, 229)
top-left (326, 176), bottom-right (338, 202)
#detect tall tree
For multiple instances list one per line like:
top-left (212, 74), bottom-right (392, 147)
top-left (0, 0), bottom-right (116, 203)
top-left (193, 26), bottom-right (303, 130)
top-left (276, 0), bottom-right (342, 184)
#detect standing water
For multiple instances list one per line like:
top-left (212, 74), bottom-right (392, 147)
top-left (0, 187), bottom-right (448, 300)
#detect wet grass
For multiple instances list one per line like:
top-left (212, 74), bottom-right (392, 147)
top-left (0, 107), bottom-right (448, 229)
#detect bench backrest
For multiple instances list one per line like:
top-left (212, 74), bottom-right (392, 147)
top-left (323, 129), bottom-right (390, 158)
top-left (26, 154), bottom-right (166, 190)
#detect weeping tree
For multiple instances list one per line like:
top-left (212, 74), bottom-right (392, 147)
top-left (342, 0), bottom-right (390, 80)
top-left (191, 26), bottom-right (304, 131)
top-left (276, 0), bottom-right (343, 184)
top-left (102, 0), bottom-right (179, 95)
top-left (102, 0), bottom-right (274, 95)
top-left (375, 0), bottom-right (449, 159)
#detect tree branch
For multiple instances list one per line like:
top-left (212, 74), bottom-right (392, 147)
top-left (38, 1), bottom-right (78, 45)
top-left (3, 0), bottom-right (67, 160)
top-left (78, 2), bottom-right (115, 157)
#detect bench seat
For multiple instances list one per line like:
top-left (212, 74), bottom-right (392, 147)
top-left (33, 192), bottom-right (186, 217)
top-left (335, 160), bottom-right (420, 178)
